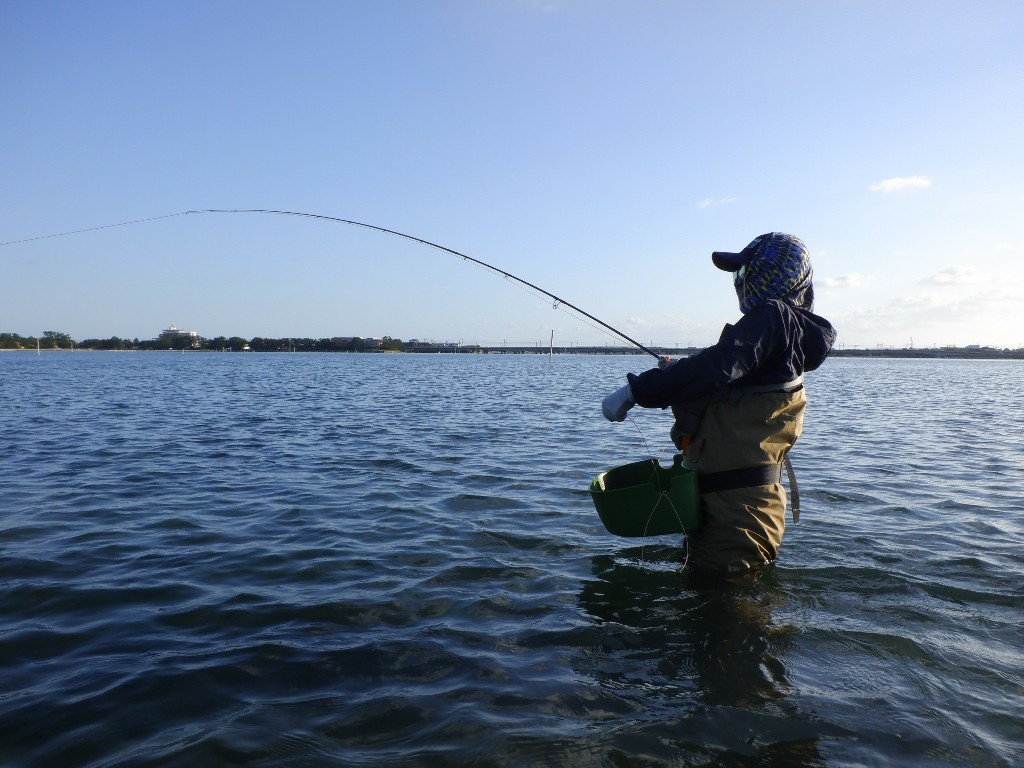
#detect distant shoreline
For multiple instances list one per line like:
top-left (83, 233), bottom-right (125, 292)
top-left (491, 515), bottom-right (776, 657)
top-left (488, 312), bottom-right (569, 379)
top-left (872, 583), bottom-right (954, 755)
top-left (5, 346), bottom-right (1023, 360)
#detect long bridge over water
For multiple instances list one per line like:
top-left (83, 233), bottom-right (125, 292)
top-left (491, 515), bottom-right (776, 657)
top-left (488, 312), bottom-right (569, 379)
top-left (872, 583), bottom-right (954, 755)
top-left (403, 343), bottom-right (698, 356)
top-left (402, 343), bottom-right (1024, 359)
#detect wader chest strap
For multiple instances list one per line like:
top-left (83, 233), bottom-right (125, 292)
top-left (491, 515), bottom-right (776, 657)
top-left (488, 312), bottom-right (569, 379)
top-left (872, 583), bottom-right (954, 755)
top-left (699, 456), bottom-right (800, 523)
top-left (784, 455), bottom-right (800, 523)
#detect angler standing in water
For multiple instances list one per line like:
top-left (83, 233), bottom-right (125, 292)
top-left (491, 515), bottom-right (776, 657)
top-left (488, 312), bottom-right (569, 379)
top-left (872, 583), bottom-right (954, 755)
top-left (601, 233), bottom-right (836, 576)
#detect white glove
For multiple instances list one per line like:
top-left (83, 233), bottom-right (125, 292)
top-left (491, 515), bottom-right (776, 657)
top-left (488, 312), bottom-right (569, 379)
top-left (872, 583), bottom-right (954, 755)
top-left (602, 384), bottom-right (636, 422)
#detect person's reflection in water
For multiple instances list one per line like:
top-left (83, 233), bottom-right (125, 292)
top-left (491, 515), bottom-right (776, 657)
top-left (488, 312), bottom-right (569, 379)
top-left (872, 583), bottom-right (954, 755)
top-left (576, 546), bottom-right (826, 766)
top-left (684, 568), bottom-right (793, 711)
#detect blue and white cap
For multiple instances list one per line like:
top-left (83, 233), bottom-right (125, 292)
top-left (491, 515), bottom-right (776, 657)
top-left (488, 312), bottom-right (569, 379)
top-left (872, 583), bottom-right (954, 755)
top-left (712, 233), bottom-right (814, 313)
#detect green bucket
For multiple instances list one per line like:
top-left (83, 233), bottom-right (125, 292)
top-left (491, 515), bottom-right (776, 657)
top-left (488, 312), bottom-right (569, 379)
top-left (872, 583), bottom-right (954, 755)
top-left (589, 454), bottom-right (702, 537)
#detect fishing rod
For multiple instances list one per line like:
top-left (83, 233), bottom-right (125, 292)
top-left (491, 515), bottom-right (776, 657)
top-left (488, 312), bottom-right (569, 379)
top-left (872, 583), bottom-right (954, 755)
top-left (3, 207), bottom-right (660, 358)
top-left (190, 209), bottom-right (659, 357)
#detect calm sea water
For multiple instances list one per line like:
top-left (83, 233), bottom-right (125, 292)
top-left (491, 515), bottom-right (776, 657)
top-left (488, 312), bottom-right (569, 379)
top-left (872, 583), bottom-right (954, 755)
top-left (2, 351), bottom-right (1022, 767)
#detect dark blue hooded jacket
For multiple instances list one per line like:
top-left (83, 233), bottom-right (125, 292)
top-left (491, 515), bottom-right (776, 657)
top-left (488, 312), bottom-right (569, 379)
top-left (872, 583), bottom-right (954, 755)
top-left (627, 299), bottom-right (836, 409)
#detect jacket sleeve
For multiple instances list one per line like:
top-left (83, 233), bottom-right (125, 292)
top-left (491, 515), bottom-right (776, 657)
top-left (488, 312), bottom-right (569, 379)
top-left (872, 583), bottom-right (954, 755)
top-left (627, 303), bottom-right (786, 409)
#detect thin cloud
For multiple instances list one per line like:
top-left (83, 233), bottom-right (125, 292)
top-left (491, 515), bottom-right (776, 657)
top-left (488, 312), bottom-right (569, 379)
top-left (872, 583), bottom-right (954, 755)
top-left (837, 290), bottom-right (975, 329)
top-left (840, 275), bottom-right (1006, 334)
top-left (920, 266), bottom-right (988, 286)
top-left (822, 273), bottom-right (874, 289)
top-left (696, 197), bottom-right (739, 210)
top-left (869, 176), bottom-right (931, 193)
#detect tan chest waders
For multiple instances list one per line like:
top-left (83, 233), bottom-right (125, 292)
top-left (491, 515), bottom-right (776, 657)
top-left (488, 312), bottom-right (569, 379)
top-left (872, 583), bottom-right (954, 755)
top-left (590, 385), bottom-right (805, 575)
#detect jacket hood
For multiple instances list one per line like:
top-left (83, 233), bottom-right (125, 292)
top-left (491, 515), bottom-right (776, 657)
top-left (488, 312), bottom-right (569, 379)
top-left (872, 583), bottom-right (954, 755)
top-left (790, 304), bottom-right (836, 372)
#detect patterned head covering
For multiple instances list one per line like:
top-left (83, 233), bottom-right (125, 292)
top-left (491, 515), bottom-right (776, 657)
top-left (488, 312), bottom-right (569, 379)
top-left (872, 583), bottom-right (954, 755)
top-left (713, 232), bottom-right (814, 313)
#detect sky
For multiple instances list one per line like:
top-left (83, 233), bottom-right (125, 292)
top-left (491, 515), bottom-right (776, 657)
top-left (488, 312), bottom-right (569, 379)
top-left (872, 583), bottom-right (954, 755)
top-left (2, 0), bottom-right (1023, 349)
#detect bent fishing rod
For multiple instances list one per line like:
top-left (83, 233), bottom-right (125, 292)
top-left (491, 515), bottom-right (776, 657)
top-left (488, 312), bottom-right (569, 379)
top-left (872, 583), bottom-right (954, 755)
top-left (3, 207), bottom-right (660, 358)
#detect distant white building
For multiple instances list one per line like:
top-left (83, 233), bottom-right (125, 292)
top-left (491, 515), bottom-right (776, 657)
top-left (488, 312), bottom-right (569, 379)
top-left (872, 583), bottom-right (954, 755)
top-left (158, 324), bottom-right (200, 348)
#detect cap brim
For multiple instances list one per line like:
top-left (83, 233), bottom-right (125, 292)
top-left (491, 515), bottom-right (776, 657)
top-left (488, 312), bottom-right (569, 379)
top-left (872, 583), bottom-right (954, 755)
top-left (711, 250), bottom-right (749, 272)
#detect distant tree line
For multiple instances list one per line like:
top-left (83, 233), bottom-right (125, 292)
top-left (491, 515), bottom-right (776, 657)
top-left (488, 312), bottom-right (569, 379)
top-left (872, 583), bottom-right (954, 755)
top-left (2, 330), bottom-right (407, 352)
top-left (1, 331), bottom-right (76, 349)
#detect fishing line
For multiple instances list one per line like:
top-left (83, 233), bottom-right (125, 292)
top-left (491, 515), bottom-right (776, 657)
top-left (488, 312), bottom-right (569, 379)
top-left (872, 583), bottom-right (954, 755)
top-left (623, 414), bottom-right (693, 565)
top-left (2, 208), bottom-right (660, 357)
top-left (640, 492), bottom-right (690, 566)
top-left (0, 212), bottom-right (192, 247)
top-left (625, 414), bottom-right (656, 564)
top-left (626, 414), bottom-right (654, 459)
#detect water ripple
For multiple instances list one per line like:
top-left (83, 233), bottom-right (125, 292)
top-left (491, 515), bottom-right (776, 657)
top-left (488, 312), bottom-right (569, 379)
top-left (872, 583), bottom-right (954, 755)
top-left (1, 353), bottom-right (1022, 766)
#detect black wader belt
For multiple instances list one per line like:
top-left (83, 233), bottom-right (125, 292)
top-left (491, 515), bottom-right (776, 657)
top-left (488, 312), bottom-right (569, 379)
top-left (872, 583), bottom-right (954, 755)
top-left (698, 456), bottom-right (801, 523)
